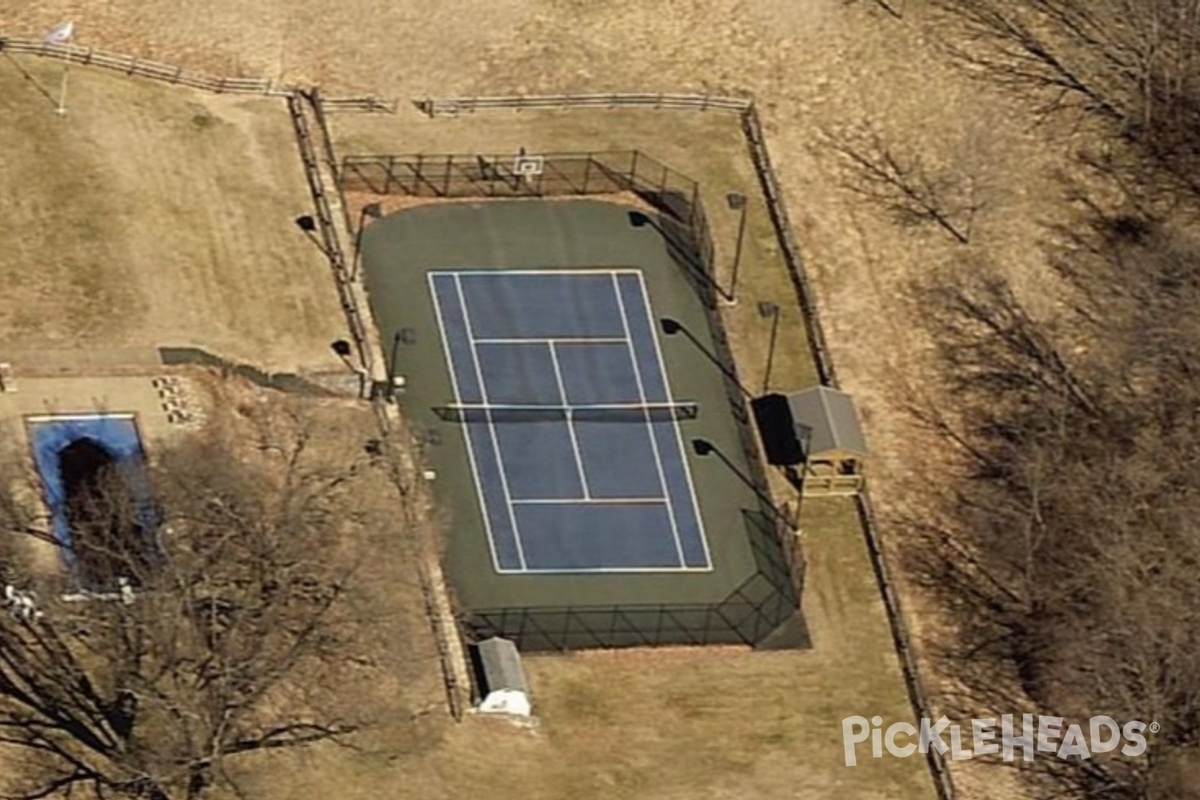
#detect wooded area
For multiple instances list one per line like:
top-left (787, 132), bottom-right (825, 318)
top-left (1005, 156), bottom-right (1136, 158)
top-left (0, 397), bottom-right (426, 800)
top-left (886, 2), bottom-right (1200, 797)
top-left (5, 1), bottom-right (1200, 797)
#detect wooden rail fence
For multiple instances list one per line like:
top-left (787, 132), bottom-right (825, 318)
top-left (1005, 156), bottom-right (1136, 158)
top-left (0, 35), bottom-right (391, 110)
top-left (285, 93), bottom-right (372, 382)
top-left (320, 95), bottom-right (397, 113)
top-left (0, 41), bottom-right (959, 789)
top-left (289, 93), bottom-right (469, 717)
top-left (413, 90), bottom-right (957, 800)
top-left (0, 36), bottom-right (288, 95)
top-left (416, 92), bottom-right (751, 117)
top-left (3, 29), bottom-right (460, 724)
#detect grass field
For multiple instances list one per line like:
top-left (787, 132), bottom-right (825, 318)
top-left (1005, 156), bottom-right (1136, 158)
top-left (0, 55), bottom-right (349, 374)
top-left (0, 2), bottom-right (1087, 797)
top-left (243, 497), bottom-right (930, 800)
top-left (0, 72), bottom-right (942, 796)
top-left (232, 105), bottom-right (940, 800)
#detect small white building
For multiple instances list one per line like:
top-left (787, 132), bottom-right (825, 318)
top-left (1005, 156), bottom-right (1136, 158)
top-left (474, 636), bottom-right (531, 718)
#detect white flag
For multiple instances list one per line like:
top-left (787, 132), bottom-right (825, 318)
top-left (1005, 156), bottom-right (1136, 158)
top-left (43, 21), bottom-right (74, 45)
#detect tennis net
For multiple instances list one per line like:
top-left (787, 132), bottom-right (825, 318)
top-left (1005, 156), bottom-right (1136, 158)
top-left (434, 402), bottom-right (699, 424)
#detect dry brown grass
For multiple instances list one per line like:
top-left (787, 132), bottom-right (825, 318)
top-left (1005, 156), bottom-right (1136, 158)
top-left (242, 501), bottom-right (930, 800)
top-left (203, 383), bottom-right (449, 719)
top-left (0, 1), bottom-right (1095, 797)
top-left (0, 56), bottom-right (348, 374)
top-left (0, 375), bottom-right (449, 796)
top-left (240, 104), bottom-right (934, 799)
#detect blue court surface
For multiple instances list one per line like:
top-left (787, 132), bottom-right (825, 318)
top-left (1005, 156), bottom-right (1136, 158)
top-left (26, 414), bottom-right (154, 568)
top-left (429, 269), bottom-right (711, 573)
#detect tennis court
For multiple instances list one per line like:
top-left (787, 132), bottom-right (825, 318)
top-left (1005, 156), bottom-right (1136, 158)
top-left (429, 269), bottom-right (711, 573)
top-left (362, 198), bottom-right (798, 648)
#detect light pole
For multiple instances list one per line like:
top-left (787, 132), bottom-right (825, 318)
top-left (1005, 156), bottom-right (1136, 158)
top-left (387, 330), bottom-right (402, 401)
top-left (726, 192), bottom-right (748, 305)
top-left (630, 211), bottom-right (733, 304)
top-left (691, 438), bottom-right (793, 529)
top-left (759, 301), bottom-right (781, 394)
top-left (294, 215), bottom-right (329, 258)
top-left (351, 202), bottom-right (383, 281)
top-left (331, 339), bottom-right (368, 395)
top-left (660, 317), bottom-right (754, 400)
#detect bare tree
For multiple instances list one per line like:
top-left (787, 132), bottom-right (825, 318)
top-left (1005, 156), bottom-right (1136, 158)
top-left (933, 0), bottom-right (1200, 193)
top-left (825, 124), bottom-right (984, 243)
top-left (844, 0), bottom-right (906, 19)
top-left (0, 398), bottom-right (414, 800)
top-left (904, 218), bottom-right (1200, 798)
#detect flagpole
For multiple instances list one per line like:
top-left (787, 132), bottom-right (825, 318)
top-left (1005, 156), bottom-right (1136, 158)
top-left (56, 59), bottom-right (69, 115)
top-left (43, 21), bottom-right (74, 116)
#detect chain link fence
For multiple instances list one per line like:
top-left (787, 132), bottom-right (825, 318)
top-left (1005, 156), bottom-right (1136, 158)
top-left (403, 92), bottom-right (957, 800)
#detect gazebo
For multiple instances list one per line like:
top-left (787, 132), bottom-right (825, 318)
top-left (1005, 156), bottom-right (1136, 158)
top-left (785, 386), bottom-right (868, 496)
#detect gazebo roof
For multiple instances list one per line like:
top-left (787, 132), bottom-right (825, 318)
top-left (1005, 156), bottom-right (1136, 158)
top-left (786, 385), bottom-right (867, 458)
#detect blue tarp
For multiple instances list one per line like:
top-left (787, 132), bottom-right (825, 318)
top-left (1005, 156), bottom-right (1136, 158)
top-left (26, 415), bottom-right (153, 569)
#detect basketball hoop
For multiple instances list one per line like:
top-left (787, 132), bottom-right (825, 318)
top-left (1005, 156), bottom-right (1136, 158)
top-left (512, 154), bottom-right (544, 182)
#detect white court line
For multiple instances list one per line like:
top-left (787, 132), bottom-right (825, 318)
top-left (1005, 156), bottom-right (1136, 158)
top-left (427, 274), bottom-right (508, 574)
top-left (428, 267), bottom-right (710, 575)
top-left (473, 337), bottom-right (629, 345)
top-left (547, 342), bottom-right (591, 499)
top-left (510, 497), bottom-right (666, 505)
top-left (495, 564), bottom-right (714, 576)
top-left (611, 272), bottom-right (688, 569)
top-left (445, 402), bottom-right (684, 412)
top-left (441, 268), bottom-right (642, 277)
top-left (632, 272), bottom-right (714, 570)
top-left (453, 274), bottom-right (529, 572)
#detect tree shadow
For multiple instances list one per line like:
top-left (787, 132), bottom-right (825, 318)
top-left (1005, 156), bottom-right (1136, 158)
top-left (59, 438), bottom-right (153, 590)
